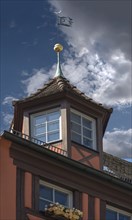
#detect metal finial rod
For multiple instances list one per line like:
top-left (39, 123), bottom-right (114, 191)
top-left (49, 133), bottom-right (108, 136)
top-left (54, 43), bottom-right (64, 78)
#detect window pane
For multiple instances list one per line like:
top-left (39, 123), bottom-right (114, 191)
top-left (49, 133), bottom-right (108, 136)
top-left (39, 199), bottom-right (51, 211)
top-left (82, 118), bottom-right (92, 129)
top-left (35, 125), bottom-right (46, 135)
top-left (119, 214), bottom-right (131, 220)
top-left (47, 111), bottom-right (60, 122)
top-left (71, 112), bottom-right (81, 124)
top-left (71, 132), bottom-right (81, 144)
top-left (83, 137), bottom-right (92, 148)
top-left (39, 185), bottom-right (53, 201)
top-left (83, 127), bottom-right (92, 138)
top-left (47, 121), bottom-right (59, 132)
top-left (48, 132), bottom-right (59, 142)
top-left (55, 190), bottom-right (68, 206)
top-left (71, 122), bottom-right (81, 133)
top-left (106, 209), bottom-right (117, 220)
top-left (35, 135), bottom-right (46, 142)
top-left (35, 115), bottom-right (46, 125)
top-left (39, 199), bottom-right (45, 211)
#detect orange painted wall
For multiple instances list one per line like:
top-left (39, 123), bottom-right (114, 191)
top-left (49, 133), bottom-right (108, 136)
top-left (82, 193), bottom-right (101, 220)
top-left (0, 137), bottom-right (16, 220)
top-left (82, 193), bottom-right (88, 220)
top-left (25, 172), bottom-right (32, 208)
top-left (95, 198), bottom-right (100, 220)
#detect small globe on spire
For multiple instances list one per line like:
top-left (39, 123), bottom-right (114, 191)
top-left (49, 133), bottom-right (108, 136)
top-left (54, 43), bottom-right (63, 53)
top-left (54, 43), bottom-right (64, 78)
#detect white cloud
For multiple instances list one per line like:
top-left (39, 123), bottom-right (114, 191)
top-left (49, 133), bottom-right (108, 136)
top-left (21, 71), bottom-right (29, 77)
top-left (21, 47), bottom-right (131, 107)
top-left (21, 66), bottom-right (56, 95)
top-left (1, 97), bottom-right (16, 131)
top-left (20, 1), bottom-right (131, 107)
top-left (2, 112), bottom-right (13, 128)
top-left (2, 96), bottom-right (18, 105)
top-left (103, 129), bottom-right (132, 159)
top-left (48, 0), bottom-right (131, 107)
top-left (62, 48), bottom-right (131, 106)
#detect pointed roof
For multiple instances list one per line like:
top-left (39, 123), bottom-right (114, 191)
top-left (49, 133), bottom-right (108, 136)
top-left (13, 75), bottom-right (112, 133)
top-left (13, 75), bottom-right (112, 113)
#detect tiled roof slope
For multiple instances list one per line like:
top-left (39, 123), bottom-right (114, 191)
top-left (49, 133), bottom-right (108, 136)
top-left (103, 152), bottom-right (132, 184)
top-left (15, 76), bottom-right (112, 112)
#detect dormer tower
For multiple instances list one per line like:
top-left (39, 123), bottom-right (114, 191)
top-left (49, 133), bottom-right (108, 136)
top-left (12, 44), bottom-right (112, 170)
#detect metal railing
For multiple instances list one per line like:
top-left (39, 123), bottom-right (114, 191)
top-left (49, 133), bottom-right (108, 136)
top-left (9, 129), bottom-right (67, 157)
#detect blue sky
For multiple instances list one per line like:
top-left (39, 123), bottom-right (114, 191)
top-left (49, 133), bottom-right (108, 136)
top-left (0, 0), bottom-right (131, 160)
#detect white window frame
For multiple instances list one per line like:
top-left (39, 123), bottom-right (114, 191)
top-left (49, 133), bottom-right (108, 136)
top-left (106, 205), bottom-right (132, 220)
top-left (70, 109), bottom-right (97, 150)
top-left (39, 180), bottom-right (73, 208)
top-left (30, 108), bottom-right (62, 143)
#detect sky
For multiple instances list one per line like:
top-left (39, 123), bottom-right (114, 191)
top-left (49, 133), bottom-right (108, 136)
top-left (0, 0), bottom-right (132, 160)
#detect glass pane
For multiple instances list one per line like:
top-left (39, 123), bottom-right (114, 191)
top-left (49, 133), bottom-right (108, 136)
top-left (55, 190), bottom-right (68, 206)
top-left (39, 199), bottom-right (51, 211)
top-left (82, 118), bottom-right (92, 129)
top-left (35, 115), bottom-right (46, 125)
top-left (71, 132), bottom-right (81, 144)
top-left (39, 185), bottom-right (53, 201)
top-left (47, 111), bottom-right (60, 122)
top-left (119, 214), bottom-right (131, 220)
top-left (47, 121), bottom-right (59, 132)
top-left (35, 125), bottom-right (46, 135)
top-left (83, 137), bottom-right (92, 148)
top-left (106, 209), bottom-right (117, 220)
top-left (37, 135), bottom-right (46, 142)
top-left (83, 127), bottom-right (92, 138)
top-left (71, 122), bottom-right (81, 133)
top-left (48, 132), bottom-right (59, 142)
top-left (71, 112), bottom-right (81, 124)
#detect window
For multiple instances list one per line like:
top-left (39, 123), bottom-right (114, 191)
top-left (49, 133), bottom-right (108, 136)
top-left (71, 109), bottom-right (96, 149)
top-left (39, 181), bottom-right (73, 211)
top-left (106, 206), bottom-right (132, 220)
top-left (31, 109), bottom-right (61, 143)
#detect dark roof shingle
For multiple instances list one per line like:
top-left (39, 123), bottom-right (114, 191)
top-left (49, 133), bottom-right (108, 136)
top-left (14, 76), bottom-right (112, 113)
top-left (103, 152), bottom-right (132, 184)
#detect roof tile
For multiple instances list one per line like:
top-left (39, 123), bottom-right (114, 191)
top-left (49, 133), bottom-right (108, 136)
top-left (15, 76), bottom-right (112, 112)
top-left (103, 152), bottom-right (132, 183)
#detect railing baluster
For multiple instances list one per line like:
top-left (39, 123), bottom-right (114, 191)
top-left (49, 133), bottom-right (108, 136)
top-left (9, 129), bottom-right (67, 157)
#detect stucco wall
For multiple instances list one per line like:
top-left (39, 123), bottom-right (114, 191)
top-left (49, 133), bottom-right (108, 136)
top-left (0, 137), bottom-right (16, 220)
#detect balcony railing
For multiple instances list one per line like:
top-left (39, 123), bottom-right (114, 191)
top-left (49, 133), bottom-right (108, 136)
top-left (9, 129), bottom-right (67, 157)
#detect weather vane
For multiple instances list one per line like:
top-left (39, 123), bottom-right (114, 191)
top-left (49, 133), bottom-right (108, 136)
top-left (58, 16), bottom-right (73, 27)
top-left (54, 10), bottom-right (73, 27)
